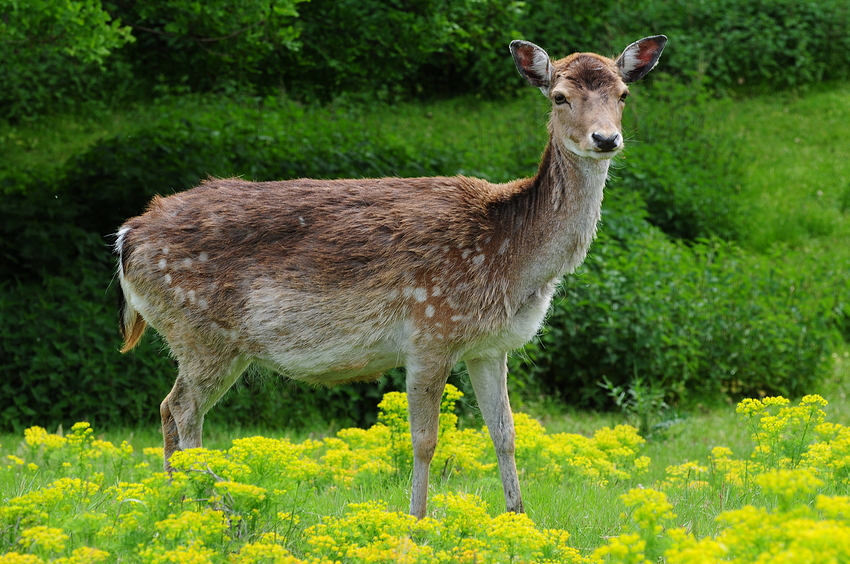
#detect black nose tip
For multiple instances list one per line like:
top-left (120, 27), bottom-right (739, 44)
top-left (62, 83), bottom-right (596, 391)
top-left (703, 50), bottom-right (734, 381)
top-left (592, 133), bottom-right (620, 152)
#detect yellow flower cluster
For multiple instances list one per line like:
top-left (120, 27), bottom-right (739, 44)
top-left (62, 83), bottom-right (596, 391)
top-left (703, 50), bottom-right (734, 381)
top-left (12, 389), bottom-right (850, 563)
top-left (0, 385), bottom-right (648, 562)
top-left (595, 395), bottom-right (850, 564)
top-left (514, 413), bottom-right (649, 484)
top-left (658, 394), bottom-right (848, 493)
top-left (302, 495), bottom-right (594, 564)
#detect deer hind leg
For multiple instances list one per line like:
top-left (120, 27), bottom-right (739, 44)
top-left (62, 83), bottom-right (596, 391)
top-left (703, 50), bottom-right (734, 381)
top-left (161, 352), bottom-right (250, 471)
top-left (406, 358), bottom-right (454, 519)
top-left (466, 354), bottom-right (524, 514)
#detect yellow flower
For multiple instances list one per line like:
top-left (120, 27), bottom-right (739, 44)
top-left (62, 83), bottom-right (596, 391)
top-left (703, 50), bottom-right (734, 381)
top-left (152, 509), bottom-right (230, 547)
top-left (139, 543), bottom-right (216, 564)
top-left (231, 542), bottom-right (303, 563)
top-left (24, 426), bottom-right (67, 450)
top-left (0, 554), bottom-right (44, 564)
top-left (755, 468), bottom-right (823, 499)
top-left (52, 547), bottom-right (110, 564)
top-left (620, 488), bottom-right (675, 536)
top-left (18, 525), bottom-right (69, 552)
top-left (6, 455), bottom-right (25, 466)
top-left (593, 532), bottom-right (649, 564)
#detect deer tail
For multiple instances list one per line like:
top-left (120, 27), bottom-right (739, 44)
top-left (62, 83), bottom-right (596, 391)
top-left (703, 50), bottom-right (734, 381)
top-left (116, 227), bottom-right (147, 353)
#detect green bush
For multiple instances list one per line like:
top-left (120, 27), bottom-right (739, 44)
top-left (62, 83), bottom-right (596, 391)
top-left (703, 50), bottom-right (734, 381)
top-left (108, 0), bottom-right (307, 95)
top-left (611, 74), bottom-right (743, 241)
top-left (518, 0), bottom-right (615, 57)
top-left (0, 0), bottom-right (134, 121)
top-left (606, 0), bottom-right (850, 91)
top-left (271, 0), bottom-right (526, 101)
top-left (0, 259), bottom-right (172, 430)
top-left (513, 231), bottom-right (836, 408)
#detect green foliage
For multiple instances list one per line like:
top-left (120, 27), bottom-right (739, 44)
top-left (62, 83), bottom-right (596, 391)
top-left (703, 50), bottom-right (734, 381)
top-left (0, 260), bottom-right (174, 431)
top-left (514, 232), bottom-right (835, 409)
top-left (0, 0), bottom-right (134, 120)
top-left (110, 0), bottom-right (307, 94)
top-left (275, 0), bottom-right (526, 102)
top-left (607, 0), bottom-right (850, 91)
top-left (518, 0), bottom-right (615, 56)
top-left (613, 73), bottom-right (743, 241)
top-left (5, 0), bottom-right (850, 121)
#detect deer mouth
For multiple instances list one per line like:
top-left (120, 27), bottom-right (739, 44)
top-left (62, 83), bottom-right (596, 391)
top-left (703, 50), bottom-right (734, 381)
top-left (564, 137), bottom-right (623, 160)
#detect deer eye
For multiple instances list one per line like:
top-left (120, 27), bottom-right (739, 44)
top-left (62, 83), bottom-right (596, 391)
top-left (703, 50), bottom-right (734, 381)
top-left (619, 92), bottom-right (629, 103)
top-left (553, 93), bottom-right (570, 106)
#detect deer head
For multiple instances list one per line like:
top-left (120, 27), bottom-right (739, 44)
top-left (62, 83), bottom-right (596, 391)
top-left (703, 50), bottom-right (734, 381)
top-left (511, 36), bottom-right (667, 158)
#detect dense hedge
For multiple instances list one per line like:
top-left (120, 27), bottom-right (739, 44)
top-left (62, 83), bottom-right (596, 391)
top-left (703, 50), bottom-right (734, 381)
top-left (515, 230), bottom-right (836, 408)
top-left (4, 0), bottom-right (850, 120)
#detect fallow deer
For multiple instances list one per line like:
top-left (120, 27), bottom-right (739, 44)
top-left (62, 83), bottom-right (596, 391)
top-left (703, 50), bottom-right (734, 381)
top-left (115, 36), bottom-right (666, 518)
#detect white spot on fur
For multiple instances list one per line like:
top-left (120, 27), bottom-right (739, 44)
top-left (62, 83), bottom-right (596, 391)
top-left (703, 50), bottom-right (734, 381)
top-left (299, 216), bottom-right (306, 226)
top-left (162, 246), bottom-right (170, 255)
top-left (413, 288), bottom-right (427, 303)
top-left (158, 258), bottom-right (167, 269)
top-left (187, 290), bottom-right (196, 304)
top-left (432, 286), bottom-right (442, 297)
top-left (498, 238), bottom-right (511, 255)
top-left (199, 252), bottom-right (209, 262)
top-left (450, 314), bottom-right (468, 322)
top-left (425, 305), bottom-right (435, 318)
top-left (472, 254), bottom-right (485, 265)
top-left (461, 249), bottom-right (471, 259)
top-left (174, 287), bottom-right (185, 303)
top-left (198, 297), bottom-right (208, 309)
top-left (164, 274), bottom-right (172, 284)
top-left (182, 258), bottom-right (192, 268)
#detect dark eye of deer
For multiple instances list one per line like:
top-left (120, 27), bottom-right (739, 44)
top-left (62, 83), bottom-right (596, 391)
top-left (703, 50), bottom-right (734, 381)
top-left (553, 93), bottom-right (569, 106)
top-left (619, 92), bottom-right (629, 103)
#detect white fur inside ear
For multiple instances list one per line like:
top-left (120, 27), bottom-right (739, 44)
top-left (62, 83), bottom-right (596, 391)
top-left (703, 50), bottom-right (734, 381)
top-left (619, 45), bottom-right (642, 76)
top-left (530, 49), bottom-right (553, 88)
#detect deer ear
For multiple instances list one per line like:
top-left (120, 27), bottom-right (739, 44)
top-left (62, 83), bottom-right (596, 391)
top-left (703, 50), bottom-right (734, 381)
top-left (510, 40), bottom-right (554, 93)
top-left (616, 35), bottom-right (667, 83)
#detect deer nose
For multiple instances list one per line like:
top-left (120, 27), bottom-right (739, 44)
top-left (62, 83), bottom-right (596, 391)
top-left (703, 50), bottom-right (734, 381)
top-left (591, 132), bottom-right (621, 152)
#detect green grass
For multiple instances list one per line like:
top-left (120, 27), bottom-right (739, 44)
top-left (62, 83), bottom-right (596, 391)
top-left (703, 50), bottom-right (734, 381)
top-left (707, 82), bottom-right (850, 253)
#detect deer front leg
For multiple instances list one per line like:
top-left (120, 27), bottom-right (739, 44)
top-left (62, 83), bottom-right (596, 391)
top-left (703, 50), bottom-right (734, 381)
top-left (466, 354), bottom-right (524, 513)
top-left (406, 359), bottom-right (452, 519)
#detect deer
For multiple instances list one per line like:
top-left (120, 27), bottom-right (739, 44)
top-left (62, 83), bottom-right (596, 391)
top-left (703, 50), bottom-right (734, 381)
top-left (115, 35), bottom-right (666, 519)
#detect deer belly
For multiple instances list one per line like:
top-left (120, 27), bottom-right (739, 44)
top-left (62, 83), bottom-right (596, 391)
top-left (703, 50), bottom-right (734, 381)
top-left (255, 334), bottom-right (404, 385)
top-left (462, 282), bottom-right (557, 360)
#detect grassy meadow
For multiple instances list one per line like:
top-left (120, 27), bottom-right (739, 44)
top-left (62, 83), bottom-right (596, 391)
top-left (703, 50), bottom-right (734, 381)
top-left (2, 82), bottom-right (850, 562)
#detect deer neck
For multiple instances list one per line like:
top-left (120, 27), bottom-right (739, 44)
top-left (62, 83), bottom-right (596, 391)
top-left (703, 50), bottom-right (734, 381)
top-left (508, 137), bottom-right (610, 288)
